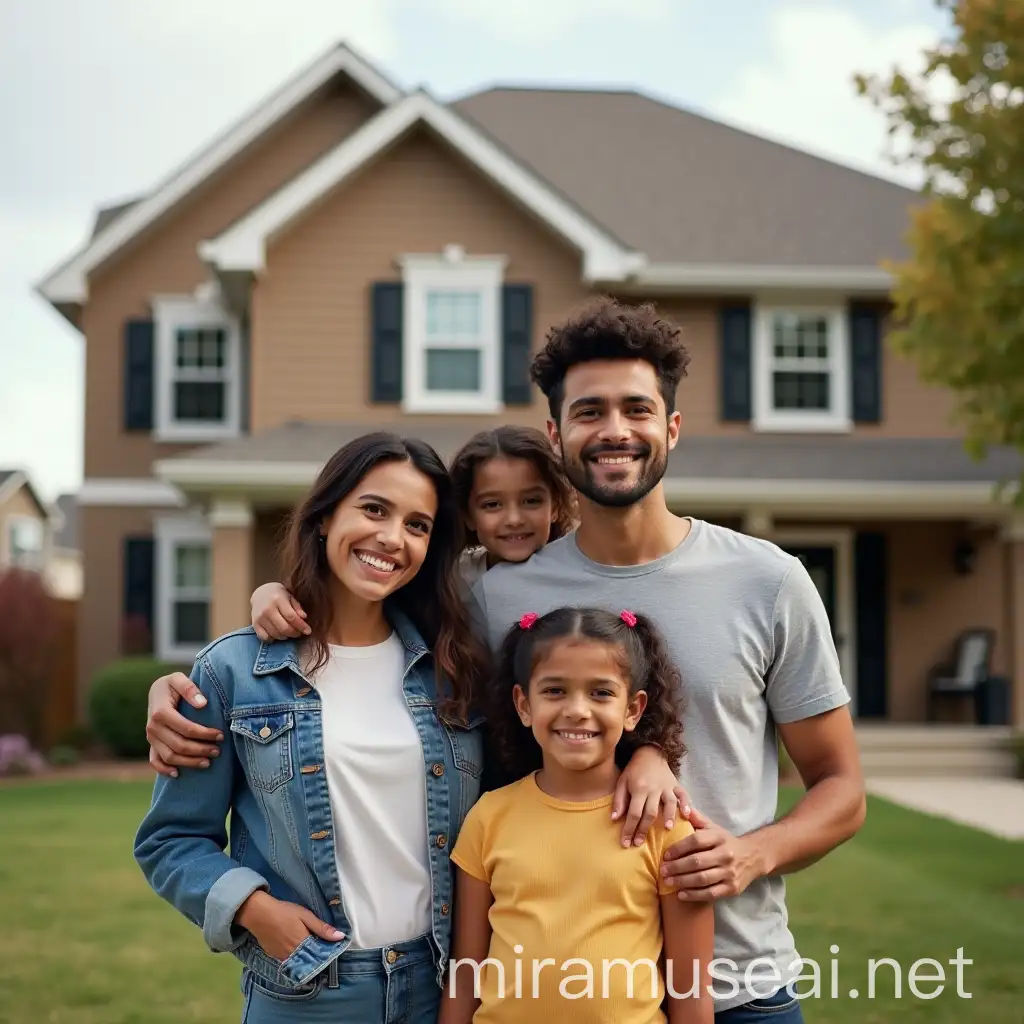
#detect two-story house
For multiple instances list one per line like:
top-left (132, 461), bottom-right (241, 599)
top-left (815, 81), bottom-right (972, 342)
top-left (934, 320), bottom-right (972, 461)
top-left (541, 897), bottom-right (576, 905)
top-left (37, 42), bottom-right (1024, 731)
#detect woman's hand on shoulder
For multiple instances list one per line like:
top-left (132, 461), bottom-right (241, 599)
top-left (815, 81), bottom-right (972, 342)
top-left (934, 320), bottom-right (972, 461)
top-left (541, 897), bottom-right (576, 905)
top-left (251, 582), bottom-right (310, 640)
top-left (613, 745), bottom-right (691, 848)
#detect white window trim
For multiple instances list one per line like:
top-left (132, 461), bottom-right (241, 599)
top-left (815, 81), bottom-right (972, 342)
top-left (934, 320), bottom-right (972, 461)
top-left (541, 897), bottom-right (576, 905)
top-left (155, 514), bottom-right (212, 664)
top-left (5, 515), bottom-right (46, 569)
top-left (398, 250), bottom-right (507, 414)
top-left (152, 293), bottom-right (241, 442)
top-left (752, 304), bottom-right (851, 433)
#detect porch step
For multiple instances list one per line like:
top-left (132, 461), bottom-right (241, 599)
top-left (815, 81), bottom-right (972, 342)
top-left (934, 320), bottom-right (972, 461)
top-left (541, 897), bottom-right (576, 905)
top-left (854, 725), bottom-right (1019, 778)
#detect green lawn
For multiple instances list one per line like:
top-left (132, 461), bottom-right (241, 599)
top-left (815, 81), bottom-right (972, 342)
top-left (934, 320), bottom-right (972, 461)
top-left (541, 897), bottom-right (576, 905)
top-left (0, 781), bottom-right (1020, 1023)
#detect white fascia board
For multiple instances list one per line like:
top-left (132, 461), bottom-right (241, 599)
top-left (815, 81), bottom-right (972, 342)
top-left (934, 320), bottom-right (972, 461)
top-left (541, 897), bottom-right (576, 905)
top-left (201, 91), bottom-right (641, 282)
top-left (36, 43), bottom-right (403, 307)
top-left (619, 263), bottom-right (894, 294)
top-left (662, 477), bottom-right (1016, 515)
top-left (155, 459), bottom-right (323, 489)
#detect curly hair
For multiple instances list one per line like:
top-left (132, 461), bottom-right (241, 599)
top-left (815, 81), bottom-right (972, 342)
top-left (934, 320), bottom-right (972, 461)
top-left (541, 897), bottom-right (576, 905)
top-left (530, 297), bottom-right (691, 422)
top-left (449, 426), bottom-right (577, 550)
top-left (485, 606), bottom-right (686, 783)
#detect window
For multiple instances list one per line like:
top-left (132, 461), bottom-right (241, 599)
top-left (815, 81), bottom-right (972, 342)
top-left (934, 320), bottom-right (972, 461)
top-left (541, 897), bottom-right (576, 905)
top-left (6, 516), bottom-right (44, 569)
top-left (153, 294), bottom-right (241, 440)
top-left (155, 517), bottom-right (211, 662)
top-left (400, 250), bottom-right (505, 413)
top-left (753, 306), bottom-right (850, 432)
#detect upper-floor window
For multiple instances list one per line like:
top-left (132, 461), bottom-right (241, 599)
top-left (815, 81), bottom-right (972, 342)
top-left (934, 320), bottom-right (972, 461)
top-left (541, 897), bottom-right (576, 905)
top-left (752, 306), bottom-right (851, 432)
top-left (400, 250), bottom-right (506, 413)
top-left (6, 516), bottom-right (44, 569)
top-left (153, 294), bottom-right (241, 441)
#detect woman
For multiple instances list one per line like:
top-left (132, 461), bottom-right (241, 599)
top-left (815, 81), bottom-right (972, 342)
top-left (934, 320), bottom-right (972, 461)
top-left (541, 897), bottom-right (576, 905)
top-left (134, 432), bottom-right (488, 1023)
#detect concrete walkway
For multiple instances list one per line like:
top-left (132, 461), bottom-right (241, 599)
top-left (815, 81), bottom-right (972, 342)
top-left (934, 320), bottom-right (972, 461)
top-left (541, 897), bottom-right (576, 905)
top-left (865, 776), bottom-right (1024, 841)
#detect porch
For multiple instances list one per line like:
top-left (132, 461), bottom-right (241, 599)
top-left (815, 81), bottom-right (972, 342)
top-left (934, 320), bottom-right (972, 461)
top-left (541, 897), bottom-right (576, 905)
top-left (150, 425), bottom-right (1024, 731)
top-left (854, 723), bottom-right (1019, 778)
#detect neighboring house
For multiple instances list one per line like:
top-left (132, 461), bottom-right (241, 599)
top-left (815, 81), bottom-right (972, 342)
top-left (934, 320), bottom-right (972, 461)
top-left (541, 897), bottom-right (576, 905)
top-left (0, 473), bottom-right (82, 600)
top-left (36, 42), bottom-right (1024, 729)
top-left (0, 471), bottom-right (48, 572)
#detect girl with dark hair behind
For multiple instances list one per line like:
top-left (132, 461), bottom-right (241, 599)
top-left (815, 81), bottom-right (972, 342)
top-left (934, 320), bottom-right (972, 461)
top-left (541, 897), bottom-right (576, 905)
top-left (448, 425), bottom-right (576, 588)
top-left (135, 432), bottom-right (489, 1024)
top-left (443, 607), bottom-right (714, 1024)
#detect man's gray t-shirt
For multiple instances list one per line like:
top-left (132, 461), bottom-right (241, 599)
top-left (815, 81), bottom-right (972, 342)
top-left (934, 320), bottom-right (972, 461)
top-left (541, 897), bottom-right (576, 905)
top-left (469, 518), bottom-right (849, 1010)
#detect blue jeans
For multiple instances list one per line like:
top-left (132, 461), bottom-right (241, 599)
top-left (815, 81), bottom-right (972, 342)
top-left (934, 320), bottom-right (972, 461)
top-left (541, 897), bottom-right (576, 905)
top-left (240, 935), bottom-right (439, 1024)
top-left (716, 987), bottom-right (805, 1022)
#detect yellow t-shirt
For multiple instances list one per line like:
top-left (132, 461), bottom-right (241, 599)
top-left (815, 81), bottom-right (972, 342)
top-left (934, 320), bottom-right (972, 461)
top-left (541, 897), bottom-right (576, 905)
top-left (449, 771), bottom-right (695, 1024)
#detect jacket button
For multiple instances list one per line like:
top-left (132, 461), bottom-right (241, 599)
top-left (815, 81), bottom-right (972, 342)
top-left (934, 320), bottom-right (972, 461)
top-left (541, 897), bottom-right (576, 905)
top-left (386, 949), bottom-right (398, 964)
top-left (432, 763), bottom-right (444, 776)
top-left (329, 897), bottom-right (341, 906)
top-left (296, 687), bottom-right (312, 697)
top-left (436, 834), bottom-right (447, 848)
top-left (310, 830), bottom-right (330, 840)
top-left (259, 727), bottom-right (272, 738)
top-left (441, 903), bottom-right (450, 915)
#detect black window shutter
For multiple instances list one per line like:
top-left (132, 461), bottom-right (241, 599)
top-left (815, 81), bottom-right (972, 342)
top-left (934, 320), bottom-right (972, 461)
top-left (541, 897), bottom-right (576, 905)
top-left (502, 284), bottom-right (533, 405)
top-left (854, 531), bottom-right (888, 718)
top-left (123, 536), bottom-right (155, 655)
top-left (849, 304), bottom-right (882, 423)
top-left (719, 304), bottom-right (752, 421)
top-left (124, 320), bottom-right (155, 431)
top-left (370, 283), bottom-right (403, 403)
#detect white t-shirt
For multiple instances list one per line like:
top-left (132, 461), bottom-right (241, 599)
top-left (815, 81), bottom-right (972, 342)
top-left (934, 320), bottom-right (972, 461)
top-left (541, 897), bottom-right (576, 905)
top-left (309, 633), bottom-right (432, 949)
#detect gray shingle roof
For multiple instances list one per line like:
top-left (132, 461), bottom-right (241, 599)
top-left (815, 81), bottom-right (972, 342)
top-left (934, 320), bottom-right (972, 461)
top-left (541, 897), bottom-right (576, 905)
top-left (454, 88), bottom-right (920, 267)
top-left (165, 423), bottom-right (1021, 486)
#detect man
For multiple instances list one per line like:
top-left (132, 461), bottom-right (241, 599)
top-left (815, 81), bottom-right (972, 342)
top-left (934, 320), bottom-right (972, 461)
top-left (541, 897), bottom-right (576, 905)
top-left (145, 298), bottom-right (865, 1019)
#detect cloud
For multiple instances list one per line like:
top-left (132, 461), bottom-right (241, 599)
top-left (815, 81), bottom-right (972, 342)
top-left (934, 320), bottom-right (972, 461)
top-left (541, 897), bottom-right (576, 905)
top-left (711, 4), bottom-right (940, 186)
top-left (433, 0), bottom-right (672, 40)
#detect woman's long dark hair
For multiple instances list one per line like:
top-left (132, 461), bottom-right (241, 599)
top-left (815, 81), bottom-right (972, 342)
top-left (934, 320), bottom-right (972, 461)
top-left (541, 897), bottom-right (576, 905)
top-left (487, 606), bottom-right (685, 781)
top-left (280, 432), bottom-right (487, 724)
top-left (449, 426), bottom-right (576, 549)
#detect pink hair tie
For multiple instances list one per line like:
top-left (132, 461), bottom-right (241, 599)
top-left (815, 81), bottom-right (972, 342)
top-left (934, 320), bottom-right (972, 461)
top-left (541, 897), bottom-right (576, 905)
top-left (620, 610), bottom-right (637, 627)
top-left (519, 612), bottom-right (538, 630)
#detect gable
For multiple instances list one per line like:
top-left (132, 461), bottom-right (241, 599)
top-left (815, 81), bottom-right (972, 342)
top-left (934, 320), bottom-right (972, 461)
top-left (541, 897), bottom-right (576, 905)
top-left (36, 43), bottom-right (401, 324)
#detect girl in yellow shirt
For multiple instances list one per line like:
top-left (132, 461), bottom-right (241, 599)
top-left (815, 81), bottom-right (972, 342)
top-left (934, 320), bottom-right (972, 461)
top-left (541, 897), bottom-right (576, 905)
top-left (442, 607), bottom-right (714, 1024)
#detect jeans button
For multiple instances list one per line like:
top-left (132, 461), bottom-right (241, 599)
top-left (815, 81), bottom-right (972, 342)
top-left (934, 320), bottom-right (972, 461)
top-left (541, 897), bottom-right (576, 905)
top-left (386, 949), bottom-right (398, 964)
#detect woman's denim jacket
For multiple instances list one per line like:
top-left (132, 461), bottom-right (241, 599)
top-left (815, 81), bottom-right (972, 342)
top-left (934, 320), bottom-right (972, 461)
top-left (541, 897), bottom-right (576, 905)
top-left (133, 608), bottom-right (485, 995)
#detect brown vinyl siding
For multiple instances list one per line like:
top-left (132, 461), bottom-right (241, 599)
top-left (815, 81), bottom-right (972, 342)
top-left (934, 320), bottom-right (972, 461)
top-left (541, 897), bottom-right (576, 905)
top-left (250, 127), bottom-right (590, 431)
top-left (82, 81), bottom-right (378, 479)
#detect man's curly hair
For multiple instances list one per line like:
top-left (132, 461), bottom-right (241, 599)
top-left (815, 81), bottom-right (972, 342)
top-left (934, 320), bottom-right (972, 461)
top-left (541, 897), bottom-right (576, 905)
top-left (485, 606), bottom-right (686, 784)
top-left (530, 297), bottom-right (691, 422)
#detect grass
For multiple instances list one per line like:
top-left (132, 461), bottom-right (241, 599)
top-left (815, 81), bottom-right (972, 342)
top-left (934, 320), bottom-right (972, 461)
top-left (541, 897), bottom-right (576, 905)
top-left (0, 782), bottom-right (1020, 1023)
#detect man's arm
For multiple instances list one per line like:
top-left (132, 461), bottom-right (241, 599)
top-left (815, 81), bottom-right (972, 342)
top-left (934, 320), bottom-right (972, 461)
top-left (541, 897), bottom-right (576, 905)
top-left (146, 582), bottom-right (307, 775)
top-left (662, 558), bottom-right (865, 900)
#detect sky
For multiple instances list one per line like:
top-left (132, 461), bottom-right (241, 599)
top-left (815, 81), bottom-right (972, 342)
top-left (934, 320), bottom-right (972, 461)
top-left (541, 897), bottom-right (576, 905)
top-left (0, 0), bottom-right (951, 502)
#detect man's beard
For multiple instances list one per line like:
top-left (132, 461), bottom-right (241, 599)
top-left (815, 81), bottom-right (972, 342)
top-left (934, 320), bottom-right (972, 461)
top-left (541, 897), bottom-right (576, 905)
top-left (562, 437), bottom-right (669, 508)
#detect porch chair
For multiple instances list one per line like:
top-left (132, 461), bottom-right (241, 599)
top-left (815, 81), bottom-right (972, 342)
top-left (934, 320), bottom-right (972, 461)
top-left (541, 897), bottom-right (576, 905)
top-left (925, 628), bottom-right (995, 722)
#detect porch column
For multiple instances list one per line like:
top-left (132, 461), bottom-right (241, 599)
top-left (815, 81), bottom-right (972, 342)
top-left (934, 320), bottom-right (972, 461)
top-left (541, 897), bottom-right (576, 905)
top-left (1003, 518), bottom-right (1024, 729)
top-left (210, 499), bottom-right (254, 639)
top-left (743, 509), bottom-right (774, 538)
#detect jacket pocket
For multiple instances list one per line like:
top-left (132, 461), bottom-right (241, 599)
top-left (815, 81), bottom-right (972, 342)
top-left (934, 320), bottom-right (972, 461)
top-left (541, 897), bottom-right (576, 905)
top-left (230, 711), bottom-right (295, 793)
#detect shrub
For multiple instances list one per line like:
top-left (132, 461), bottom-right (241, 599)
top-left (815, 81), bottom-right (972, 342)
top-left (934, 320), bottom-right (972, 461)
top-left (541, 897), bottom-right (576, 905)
top-left (48, 744), bottom-right (80, 767)
top-left (88, 658), bottom-right (188, 759)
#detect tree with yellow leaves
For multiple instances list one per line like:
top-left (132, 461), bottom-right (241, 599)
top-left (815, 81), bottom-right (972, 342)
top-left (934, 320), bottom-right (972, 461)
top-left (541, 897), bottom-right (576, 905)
top-left (857, 0), bottom-right (1024, 488)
